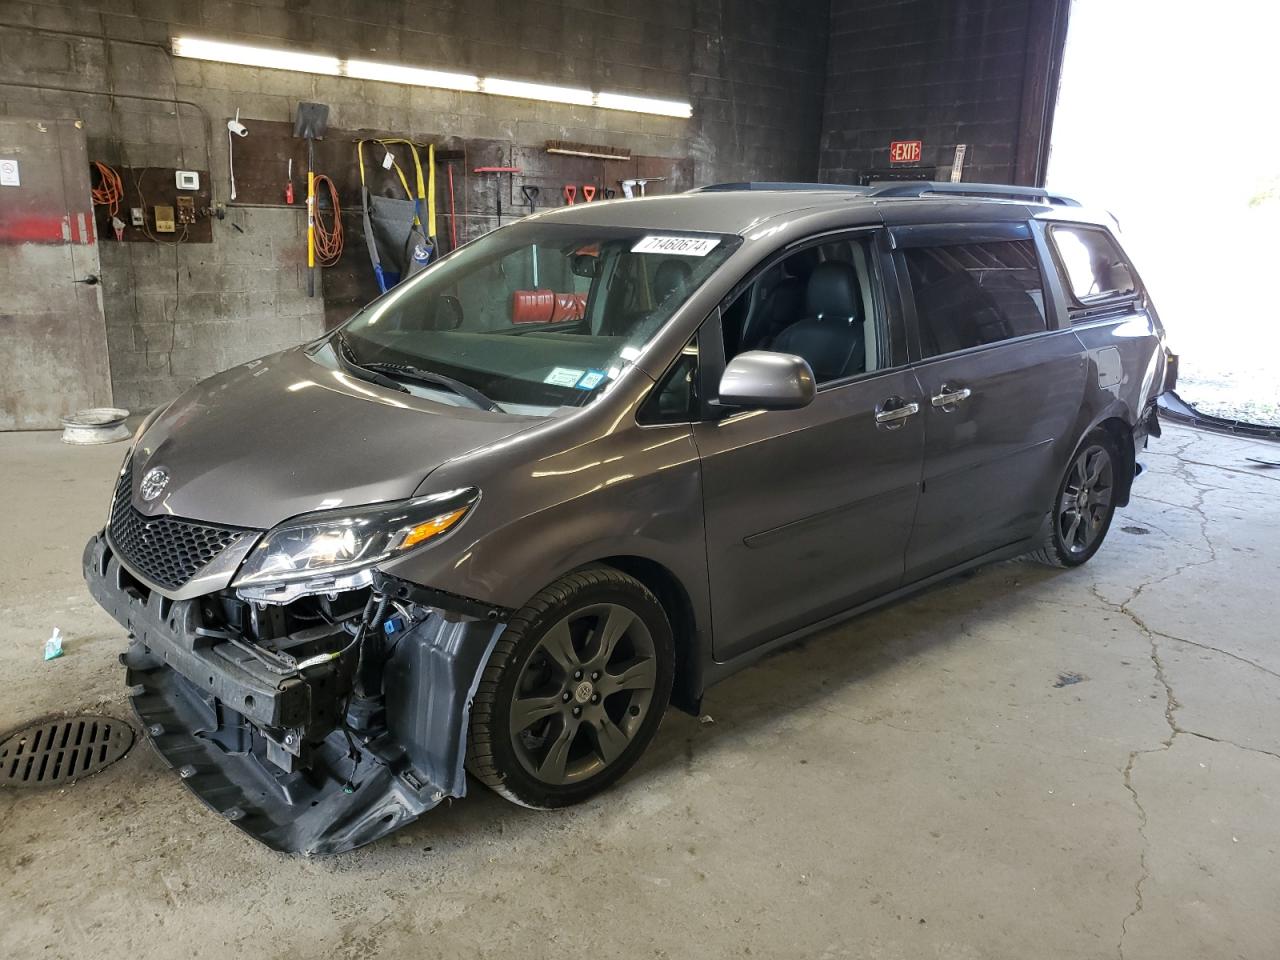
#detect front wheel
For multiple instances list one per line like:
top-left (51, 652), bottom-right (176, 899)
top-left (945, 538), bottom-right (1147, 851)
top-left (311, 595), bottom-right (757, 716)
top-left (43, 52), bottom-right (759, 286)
top-left (1030, 430), bottom-right (1121, 567)
top-left (466, 566), bottom-right (674, 809)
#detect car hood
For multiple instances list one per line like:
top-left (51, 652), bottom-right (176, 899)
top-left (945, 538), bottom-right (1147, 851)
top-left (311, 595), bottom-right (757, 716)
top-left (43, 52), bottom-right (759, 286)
top-left (128, 347), bottom-right (540, 529)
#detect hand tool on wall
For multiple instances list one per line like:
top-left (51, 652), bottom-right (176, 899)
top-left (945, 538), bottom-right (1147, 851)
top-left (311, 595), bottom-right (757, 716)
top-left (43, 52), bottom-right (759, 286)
top-left (285, 158), bottom-right (294, 205)
top-left (521, 184), bottom-right (541, 287)
top-left (293, 101), bottom-right (330, 297)
top-left (563, 184), bottom-right (577, 205)
top-left (581, 185), bottom-right (596, 202)
top-left (544, 139), bottom-right (631, 161)
top-left (473, 166), bottom-right (521, 228)
top-left (447, 163), bottom-right (458, 251)
top-left (619, 176), bottom-right (665, 198)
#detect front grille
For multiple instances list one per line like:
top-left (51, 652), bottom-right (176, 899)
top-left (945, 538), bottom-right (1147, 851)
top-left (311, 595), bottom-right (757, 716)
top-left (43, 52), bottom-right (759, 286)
top-left (108, 462), bottom-right (248, 591)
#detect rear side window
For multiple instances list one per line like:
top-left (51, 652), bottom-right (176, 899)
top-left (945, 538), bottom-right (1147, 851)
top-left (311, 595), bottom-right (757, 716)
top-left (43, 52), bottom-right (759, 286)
top-left (1050, 226), bottom-right (1137, 305)
top-left (902, 240), bottom-right (1048, 359)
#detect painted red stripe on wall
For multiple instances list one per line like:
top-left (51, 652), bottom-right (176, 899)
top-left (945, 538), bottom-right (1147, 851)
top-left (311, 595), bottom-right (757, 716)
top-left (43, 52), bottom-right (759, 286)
top-left (0, 212), bottom-right (96, 245)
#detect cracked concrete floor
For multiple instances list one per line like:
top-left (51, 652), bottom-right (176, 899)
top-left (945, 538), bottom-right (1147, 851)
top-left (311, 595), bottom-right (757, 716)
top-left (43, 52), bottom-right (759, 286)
top-left (0, 423), bottom-right (1276, 959)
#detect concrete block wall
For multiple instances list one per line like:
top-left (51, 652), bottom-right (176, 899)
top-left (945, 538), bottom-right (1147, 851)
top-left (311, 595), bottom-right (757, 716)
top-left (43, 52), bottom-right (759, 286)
top-left (96, 207), bottom-right (320, 410)
top-left (818, 0), bottom-right (1067, 185)
top-left (0, 0), bottom-right (829, 413)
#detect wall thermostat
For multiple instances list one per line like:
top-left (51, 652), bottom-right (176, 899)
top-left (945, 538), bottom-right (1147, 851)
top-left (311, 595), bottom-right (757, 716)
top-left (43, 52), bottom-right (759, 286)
top-left (175, 170), bottom-right (200, 191)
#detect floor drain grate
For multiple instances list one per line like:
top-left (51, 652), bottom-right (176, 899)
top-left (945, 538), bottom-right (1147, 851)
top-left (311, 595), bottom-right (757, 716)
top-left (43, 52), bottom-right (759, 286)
top-left (0, 715), bottom-right (134, 788)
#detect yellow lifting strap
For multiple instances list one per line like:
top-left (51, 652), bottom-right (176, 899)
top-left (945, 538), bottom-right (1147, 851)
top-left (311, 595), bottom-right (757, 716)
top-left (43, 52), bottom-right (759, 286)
top-left (427, 143), bottom-right (436, 239)
top-left (357, 138), bottom-right (436, 239)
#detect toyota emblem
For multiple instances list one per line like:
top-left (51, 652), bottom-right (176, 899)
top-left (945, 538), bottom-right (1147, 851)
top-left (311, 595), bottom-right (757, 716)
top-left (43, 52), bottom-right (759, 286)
top-left (139, 466), bottom-right (170, 502)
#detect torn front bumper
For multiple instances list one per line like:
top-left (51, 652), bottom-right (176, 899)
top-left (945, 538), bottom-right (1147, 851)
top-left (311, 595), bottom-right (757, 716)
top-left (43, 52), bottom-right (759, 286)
top-left (83, 531), bottom-right (505, 855)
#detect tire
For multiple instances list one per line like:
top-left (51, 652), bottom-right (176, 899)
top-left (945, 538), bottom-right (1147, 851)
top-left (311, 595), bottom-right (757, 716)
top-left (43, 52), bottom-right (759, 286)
top-left (466, 565), bottom-right (675, 809)
top-left (1030, 428), bottom-right (1122, 568)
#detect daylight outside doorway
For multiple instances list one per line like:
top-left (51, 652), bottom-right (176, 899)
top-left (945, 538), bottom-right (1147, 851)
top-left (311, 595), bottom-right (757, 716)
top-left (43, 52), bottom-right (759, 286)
top-left (1048, 0), bottom-right (1280, 426)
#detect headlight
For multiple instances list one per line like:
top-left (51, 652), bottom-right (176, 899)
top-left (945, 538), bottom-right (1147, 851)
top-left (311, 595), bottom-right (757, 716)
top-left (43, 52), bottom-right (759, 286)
top-left (233, 488), bottom-right (478, 588)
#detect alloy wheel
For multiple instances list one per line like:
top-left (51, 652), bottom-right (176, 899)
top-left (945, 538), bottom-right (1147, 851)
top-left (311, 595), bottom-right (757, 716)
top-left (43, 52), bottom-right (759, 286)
top-left (508, 603), bottom-right (658, 785)
top-left (1057, 443), bottom-right (1114, 555)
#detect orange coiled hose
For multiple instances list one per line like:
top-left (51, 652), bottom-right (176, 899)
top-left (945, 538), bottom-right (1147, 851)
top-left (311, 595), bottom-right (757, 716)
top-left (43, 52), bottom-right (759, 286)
top-left (313, 173), bottom-right (343, 266)
top-left (90, 161), bottom-right (124, 217)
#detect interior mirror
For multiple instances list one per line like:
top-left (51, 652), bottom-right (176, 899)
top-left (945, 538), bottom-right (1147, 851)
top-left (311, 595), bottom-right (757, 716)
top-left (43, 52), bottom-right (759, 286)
top-left (434, 294), bottom-right (463, 329)
top-left (570, 253), bottom-right (601, 279)
top-left (716, 350), bottom-right (816, 411)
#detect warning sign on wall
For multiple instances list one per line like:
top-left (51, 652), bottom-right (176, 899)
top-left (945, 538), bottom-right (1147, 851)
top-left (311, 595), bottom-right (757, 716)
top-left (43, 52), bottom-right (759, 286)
top-left (889, 140), bottom-right (922, 165)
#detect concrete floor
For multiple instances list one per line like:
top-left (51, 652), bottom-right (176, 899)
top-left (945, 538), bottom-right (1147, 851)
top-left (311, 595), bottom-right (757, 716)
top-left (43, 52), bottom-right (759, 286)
top-left (0, 423), bottom-right (1276, 959)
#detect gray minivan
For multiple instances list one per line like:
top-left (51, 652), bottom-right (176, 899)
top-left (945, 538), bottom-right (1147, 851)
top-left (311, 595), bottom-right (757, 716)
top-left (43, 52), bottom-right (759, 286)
top-left (84, 181), bottom-right (1173, 854)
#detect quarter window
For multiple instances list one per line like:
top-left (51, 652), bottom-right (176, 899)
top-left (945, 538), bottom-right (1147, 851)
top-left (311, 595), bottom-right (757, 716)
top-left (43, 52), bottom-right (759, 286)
top-left (903, 240), bottom-right (1048, 359)
top-left (638, 339), bottom-right (699, 424)
top-left (1051, 226), bottom-right (1136, 304)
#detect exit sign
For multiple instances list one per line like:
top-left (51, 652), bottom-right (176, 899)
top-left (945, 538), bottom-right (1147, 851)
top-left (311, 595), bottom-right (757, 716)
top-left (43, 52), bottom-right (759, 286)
top-left (889, 140), bottom-right (922, 164)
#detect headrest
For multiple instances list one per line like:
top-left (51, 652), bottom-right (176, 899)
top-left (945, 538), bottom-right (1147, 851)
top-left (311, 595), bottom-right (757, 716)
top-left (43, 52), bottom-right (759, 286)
top-left (805, 261), bottom-right (860, 321)
top-left (653, 260), bottom-right (692, 302)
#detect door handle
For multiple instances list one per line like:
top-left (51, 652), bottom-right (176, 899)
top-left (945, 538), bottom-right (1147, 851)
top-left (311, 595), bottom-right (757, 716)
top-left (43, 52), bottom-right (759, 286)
top-left (73, 274), bottom-right (99, 286)
top-left (930, 386), bottom-right (971, 409)
top-left (874, 399), bottom-right (919, 427)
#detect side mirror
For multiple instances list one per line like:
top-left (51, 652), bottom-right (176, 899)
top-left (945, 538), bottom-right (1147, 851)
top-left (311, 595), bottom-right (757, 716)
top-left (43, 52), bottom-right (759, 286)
top-left (716, 350), bottom-right (816, 411)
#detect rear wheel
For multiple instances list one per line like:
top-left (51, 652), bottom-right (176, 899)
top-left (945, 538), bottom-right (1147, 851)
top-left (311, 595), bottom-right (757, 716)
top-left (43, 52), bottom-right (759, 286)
top-left (1031, 430), bottom-right (1121, 567)
top-left (466, 566), bottom-right (674, 809)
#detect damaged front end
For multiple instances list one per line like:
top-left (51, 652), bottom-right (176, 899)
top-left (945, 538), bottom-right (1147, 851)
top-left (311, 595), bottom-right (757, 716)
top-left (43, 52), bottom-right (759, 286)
top-left (83, 496), bottom-right (509, 855)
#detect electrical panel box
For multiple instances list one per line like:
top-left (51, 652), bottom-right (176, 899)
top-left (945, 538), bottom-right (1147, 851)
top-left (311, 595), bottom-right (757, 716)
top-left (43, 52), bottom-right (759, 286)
top-left (175, 170), bottom-right (199, 191)
top-left (89, 166), bottom-right (213, 243)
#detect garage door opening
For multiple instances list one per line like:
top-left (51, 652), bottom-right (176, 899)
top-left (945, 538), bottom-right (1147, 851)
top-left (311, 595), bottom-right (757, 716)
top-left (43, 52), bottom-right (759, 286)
top-left (1047, 0), bottom-right (1280, 427)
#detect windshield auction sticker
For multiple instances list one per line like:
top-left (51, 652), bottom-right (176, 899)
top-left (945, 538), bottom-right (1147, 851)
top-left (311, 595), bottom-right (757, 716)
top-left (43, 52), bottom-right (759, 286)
top-left (631, 235), bottom-right (720, 257)
top-left (545, 367), bottom-right (586, 387)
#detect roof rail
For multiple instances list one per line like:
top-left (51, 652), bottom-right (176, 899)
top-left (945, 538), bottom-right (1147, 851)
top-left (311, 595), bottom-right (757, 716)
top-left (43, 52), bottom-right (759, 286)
top-left (867, 181), bottom-right (1080, 206)
top-left (692, 182), bottom-right (872, 194)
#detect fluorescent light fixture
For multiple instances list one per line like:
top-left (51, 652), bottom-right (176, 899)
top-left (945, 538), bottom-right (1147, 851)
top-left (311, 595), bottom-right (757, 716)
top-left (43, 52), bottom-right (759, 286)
top-left (595, 92), bottom-right (692, 119)
top-left (346, 59), bottom-right (479, 92)
top-left (170, 36), bottom-right (692, 118)
top-left (481, 77), bottom-right (595, 107)
top-left (172, 36), bottom-right (340, 76)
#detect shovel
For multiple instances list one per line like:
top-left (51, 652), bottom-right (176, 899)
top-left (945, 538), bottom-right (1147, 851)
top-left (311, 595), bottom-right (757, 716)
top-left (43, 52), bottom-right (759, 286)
top-left (293, 101), bottom-right (330, 297)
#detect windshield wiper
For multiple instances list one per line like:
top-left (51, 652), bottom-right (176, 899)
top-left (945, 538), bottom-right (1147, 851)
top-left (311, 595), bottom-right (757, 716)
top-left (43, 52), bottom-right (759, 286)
top-left (331, 331), bottom-right (409, 394)
top-left (362, 361), bottom-right (501, 412)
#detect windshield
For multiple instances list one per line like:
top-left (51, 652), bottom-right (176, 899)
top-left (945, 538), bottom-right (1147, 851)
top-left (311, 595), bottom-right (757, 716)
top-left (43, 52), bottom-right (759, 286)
top-left (331, 221), bottom-right (739, 414)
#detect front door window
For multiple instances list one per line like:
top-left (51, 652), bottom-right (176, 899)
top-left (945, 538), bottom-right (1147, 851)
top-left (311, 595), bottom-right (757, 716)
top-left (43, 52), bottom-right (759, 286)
top-left (719, 236), bottom-right (885, 384)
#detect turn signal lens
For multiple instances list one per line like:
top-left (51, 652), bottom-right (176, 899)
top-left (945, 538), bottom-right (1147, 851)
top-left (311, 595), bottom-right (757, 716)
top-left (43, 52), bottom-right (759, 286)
top-left (398, 506), bottom-right (470, 550)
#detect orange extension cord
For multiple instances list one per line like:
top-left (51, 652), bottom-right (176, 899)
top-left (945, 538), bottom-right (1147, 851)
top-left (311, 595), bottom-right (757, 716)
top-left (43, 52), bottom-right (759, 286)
top-left (313, 173), bottom-right (344, 266)
top-left (90, 161), bottom-right (124, 217)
